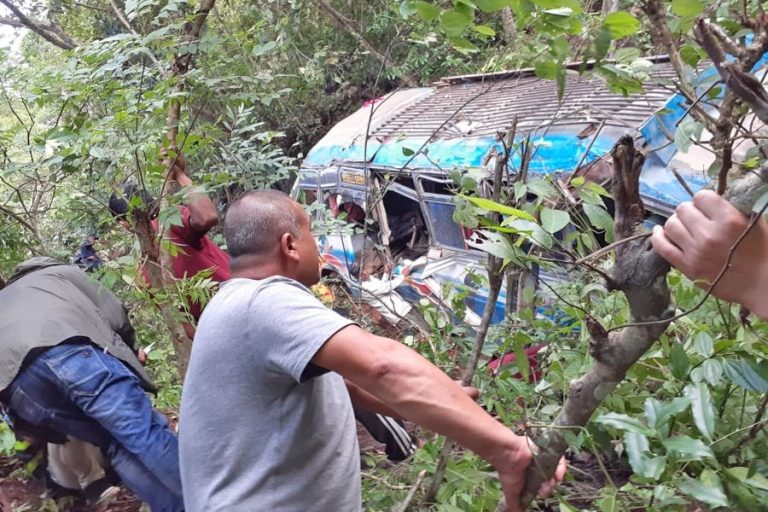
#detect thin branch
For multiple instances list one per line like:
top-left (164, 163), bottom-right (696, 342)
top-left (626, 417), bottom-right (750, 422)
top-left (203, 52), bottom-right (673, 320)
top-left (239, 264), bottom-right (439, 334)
top-left (394, 470), bottom-right (427, 512)
top-left (572, 233), bottom-right (650, 266)
top-left (108, 0), bottom-right (166, 75)
top-left (0, 0), bottom-right (76, 49)
top-left (0, 203), bottom-right (36, 233)
top-left (307, 0), bottom-right (418, 87)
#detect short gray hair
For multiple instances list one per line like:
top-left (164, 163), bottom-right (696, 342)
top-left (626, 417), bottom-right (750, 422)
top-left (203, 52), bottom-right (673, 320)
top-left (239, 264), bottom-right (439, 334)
top-left (224, 190), bottom-right (304, 258)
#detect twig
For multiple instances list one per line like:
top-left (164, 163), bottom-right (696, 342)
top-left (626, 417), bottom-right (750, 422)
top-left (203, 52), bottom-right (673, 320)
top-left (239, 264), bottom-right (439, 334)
top-left (393, 470), bottom-right (426, 512)
top-left (572, 233), bottom-right (650, 266)
top-left (671, 168), bottom-right (695, 198)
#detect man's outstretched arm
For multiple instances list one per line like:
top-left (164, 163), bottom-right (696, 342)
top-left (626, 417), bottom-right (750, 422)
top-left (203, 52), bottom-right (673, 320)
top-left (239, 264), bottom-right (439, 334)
top-left (312, 324), bottom-right (566, 512)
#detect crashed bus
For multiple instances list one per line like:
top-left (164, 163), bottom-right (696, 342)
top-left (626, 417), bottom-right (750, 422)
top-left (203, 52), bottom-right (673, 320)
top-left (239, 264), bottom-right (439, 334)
top-left (291, 57), bottom-right (751, 331)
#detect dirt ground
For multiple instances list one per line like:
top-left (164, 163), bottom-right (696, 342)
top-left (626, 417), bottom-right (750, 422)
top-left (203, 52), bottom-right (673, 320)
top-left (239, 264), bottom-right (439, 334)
top-left (0, 425), bottom-right (406, 512)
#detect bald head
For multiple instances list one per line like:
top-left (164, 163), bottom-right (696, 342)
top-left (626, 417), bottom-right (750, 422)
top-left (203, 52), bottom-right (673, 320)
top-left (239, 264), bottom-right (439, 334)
top-left (225, 190), bottom-right (304, 258)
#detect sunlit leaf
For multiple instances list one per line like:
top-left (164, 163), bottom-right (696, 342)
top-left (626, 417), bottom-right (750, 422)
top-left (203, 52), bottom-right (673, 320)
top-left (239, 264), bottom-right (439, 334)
top-left (661, 435), bottom-right (715, 460)
top-left (540, 207), bottom-right (570, 233)
top-left (603, 12), bottom-right (640, 39)
top-left (684, 383), bottom-right (715, 442)
top-left (678, 472), bottom-right (728, 508)
top-left (671, 0), bottom-right (704, 17)
top-left (595, 412), bottom-right (653, 435)
top-left (463, 196), bottom-right (536, 221)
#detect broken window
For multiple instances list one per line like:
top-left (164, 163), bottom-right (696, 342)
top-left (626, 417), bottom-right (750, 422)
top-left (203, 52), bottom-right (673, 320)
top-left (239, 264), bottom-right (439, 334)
top-left (418, 177), bottom-right (469, 250)
top-left (381, 181), bottom-right (427, 260)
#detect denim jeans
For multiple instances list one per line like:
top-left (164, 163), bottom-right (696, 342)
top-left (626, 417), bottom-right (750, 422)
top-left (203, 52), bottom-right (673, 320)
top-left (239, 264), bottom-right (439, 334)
top-left (9, 343), bottom-right (183, 512)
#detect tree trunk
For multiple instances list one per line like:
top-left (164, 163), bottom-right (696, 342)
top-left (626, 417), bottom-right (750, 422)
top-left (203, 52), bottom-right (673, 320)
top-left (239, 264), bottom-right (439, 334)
top-left (500, 7), bottom-right (516, 40)
top-left (143, 0), bottom-right (217, 379)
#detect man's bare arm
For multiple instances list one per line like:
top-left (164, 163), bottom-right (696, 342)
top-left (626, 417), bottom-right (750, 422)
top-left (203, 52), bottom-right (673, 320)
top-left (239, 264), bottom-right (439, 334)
top-left (312, 325), bottom-right (565, 512)
top-left (170, 154), bottom-right (218, 238)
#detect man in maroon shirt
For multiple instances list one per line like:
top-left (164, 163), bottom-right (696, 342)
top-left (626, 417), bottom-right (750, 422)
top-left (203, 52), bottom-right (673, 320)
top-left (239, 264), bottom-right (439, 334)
top-left (109, 154), bottom-right (230, 335)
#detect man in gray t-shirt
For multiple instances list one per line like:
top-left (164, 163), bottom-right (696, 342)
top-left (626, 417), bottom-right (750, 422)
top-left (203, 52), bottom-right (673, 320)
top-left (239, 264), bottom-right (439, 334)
top-left (179, 190), bottom-right (565, 512)
top-left (180, 276), bottom-right (360, 511)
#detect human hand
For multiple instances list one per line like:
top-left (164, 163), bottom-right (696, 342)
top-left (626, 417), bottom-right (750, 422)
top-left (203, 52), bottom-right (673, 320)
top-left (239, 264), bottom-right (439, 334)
top-left (160, 149), bottom-right (187, 182)
top-left (495, 437), bottom-right (566, 512)
top-left (138, 348), bottom-right (147, 366)
top-left (651, 190), bottom-right (768, 319)
top-left (454, 379), bottom-right (480, 400)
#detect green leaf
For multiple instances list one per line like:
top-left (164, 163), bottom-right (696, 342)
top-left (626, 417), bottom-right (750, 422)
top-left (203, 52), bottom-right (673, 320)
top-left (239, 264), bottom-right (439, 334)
top-left (402, 146), bottom-right (415, 156)
top-left (692, 331), bottom-right (714, 357)
top-left (447, 36), bottom-right (478, 51)
top-left (603, 12), bottom-right (640, 39)
top-left (513, 332), bottom-right (530, 381)
top-left (727, 467), bottom-right (768, 492)
top-left (464, 196), bottom-right (536, 221)
top-left (645, 397), bottom-right (691, 430)
top-left (596, 489), bottom-right (618, 512)
top-left (625, 431), bottom-right (666, 479)
top-left (471, 24), bottom-right (497, 36)
top-left (440, 10), bottom-right (472, 36)
top-left (671, 0), bottom-right (704, 17)
top-left (476, 0), bottom-right (512, 12)
top-left (527, 178), bottom-right (559, 201)
top-left (661, 435), bottom-right (715, 460)
top-left (502, 218), bottom-right (554, 249)
top-left (624, 431), bottom-right (649, 473)
top-left (583, 204), bottom-right (615, 243)
top-left (595, 412), bottom-right (653, 435)
top-left (723, 358), bottom-right (768, 392)
top-left (253, 41), bottom-right (277, 57)
top-left (678, 473), bottom-right (728, 508)
top-left (701, 359), bottom-right (723, 387)
top-left (675, 116), bottom-right (704, 153)
top-left (410, 0), bottom-right (440, 20)
top-left (89, 146), bottom-right (108, 159)
top-left (540, 207), bottom-right (570, 233)
top-left (465, 230), bottom-right (521, 263)
top-left (535, 60), bottom-right (560, 80)
top-left (669, 342), bottom-right (689, 379)
top-left (680, 43), bottom-right (706, 67)
top-left (684, 383), bottom-right (716, 442)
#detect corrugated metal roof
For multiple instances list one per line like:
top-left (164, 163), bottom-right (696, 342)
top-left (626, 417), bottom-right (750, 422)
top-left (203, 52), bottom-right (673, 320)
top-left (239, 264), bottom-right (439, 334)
top-left (370, 61), bottom-right (679, 139)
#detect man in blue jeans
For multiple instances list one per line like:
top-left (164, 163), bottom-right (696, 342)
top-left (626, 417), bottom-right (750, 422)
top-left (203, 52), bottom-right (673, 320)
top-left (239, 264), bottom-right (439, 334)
top-left (0, 257), bottom-right (183, 511)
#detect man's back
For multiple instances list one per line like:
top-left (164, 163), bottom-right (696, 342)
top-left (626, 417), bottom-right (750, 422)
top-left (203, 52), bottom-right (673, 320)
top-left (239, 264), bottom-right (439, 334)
top-left (0, 257), bottom-right (150, 392)
top-left (179, 277), bottom-right (361, 512)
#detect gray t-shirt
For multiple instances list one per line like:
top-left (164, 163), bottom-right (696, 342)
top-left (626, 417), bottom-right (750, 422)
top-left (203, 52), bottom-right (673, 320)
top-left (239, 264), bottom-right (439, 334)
top-left (179, 277), bottom-right (360, 512)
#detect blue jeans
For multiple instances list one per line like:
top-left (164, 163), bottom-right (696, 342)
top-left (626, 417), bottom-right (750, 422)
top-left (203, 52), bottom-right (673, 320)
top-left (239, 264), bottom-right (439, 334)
top-left (9, 343), bottom-right (183, 512)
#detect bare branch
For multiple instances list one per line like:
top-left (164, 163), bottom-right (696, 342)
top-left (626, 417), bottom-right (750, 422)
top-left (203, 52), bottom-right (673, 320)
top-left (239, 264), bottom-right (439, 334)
top-left (108, 0), bottom-right (167, 75)
top-left (0, 0), bottom-right (77, 49)
top-left (0, 203), bottom-right (36, 234)
top-left (695, 19), bottom-right (768, 128)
